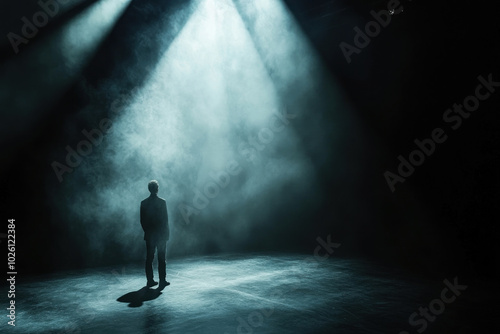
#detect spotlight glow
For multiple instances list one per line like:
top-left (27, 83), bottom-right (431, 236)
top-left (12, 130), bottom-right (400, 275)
top-left (61, 0), bottom-right (346, 257)
top-left (0, 0), bottom-right (132, 148)
top-left (61, 0), bottom-right (132, 69)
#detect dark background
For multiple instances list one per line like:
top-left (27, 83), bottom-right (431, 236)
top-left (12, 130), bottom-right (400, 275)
top-left (1, 0), bottom-right (499, 282)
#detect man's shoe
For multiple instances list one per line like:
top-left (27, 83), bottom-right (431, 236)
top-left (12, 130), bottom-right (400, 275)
top-left (147, 280), bottom-right (158, 287)
top-left (158, 280), bottom-right (170, 289)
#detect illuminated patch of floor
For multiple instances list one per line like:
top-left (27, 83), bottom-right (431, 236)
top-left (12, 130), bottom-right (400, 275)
top-left (10, 255), bottom-right (494, 333)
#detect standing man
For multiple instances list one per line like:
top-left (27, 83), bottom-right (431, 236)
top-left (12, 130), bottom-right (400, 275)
top-left (140, 180), bottom-right (170, 289)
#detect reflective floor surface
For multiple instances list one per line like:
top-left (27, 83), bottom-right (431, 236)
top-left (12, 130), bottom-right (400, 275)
top-left (4, 254), bottom-right (499, 333)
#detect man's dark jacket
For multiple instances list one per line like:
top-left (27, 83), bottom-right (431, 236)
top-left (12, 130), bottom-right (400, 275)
top-left (140, 194), bottom-right (169, 241)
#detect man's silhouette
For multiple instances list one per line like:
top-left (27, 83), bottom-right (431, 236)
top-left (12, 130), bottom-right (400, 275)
top-left (140, 180), bottom-right (170, 289)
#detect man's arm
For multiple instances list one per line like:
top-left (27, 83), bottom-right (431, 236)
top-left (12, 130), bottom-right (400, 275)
top-left (140, 202), bottom-right (146, 232)
top-left (164, 202), bottom-right (169, 241)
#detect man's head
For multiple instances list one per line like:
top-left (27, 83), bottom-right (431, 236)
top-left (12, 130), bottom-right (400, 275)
top-left (148, 180), bottom-right (159, 194)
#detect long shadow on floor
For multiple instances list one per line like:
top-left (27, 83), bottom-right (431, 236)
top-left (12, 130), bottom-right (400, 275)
top-left (117, 287), bottom-right (162, 307)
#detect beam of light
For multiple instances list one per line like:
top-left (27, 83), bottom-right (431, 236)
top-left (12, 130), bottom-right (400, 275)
top-left (233, 0), bottom-right (327, 94)
top-left (234, 0), bottom-right (374, 195)
top-left (60, 0), bottom-right (132, 70)
top-left (232, 0), bottom-right (350, 122)
top-left (0, 0), bottom-right (132, 151)
top-left (59, 0), bottom-right (352, 260)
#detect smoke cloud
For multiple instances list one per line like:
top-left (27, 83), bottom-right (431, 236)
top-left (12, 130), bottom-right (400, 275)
top-left (47, 0), bottom-right (364, 266)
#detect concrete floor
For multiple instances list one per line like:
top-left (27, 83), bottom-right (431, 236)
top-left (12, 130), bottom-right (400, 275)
top-left (4, 254), bottom-right (499, 333)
